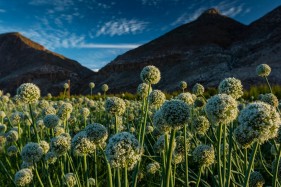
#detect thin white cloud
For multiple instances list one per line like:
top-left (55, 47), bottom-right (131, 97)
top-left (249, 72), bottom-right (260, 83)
top-left (171, 7), bottom-right (206, 26)
top-left (0, 24), bottom-right (141, 50)
top-left (216, 1), bottom-right (244, 17)
top-left (0, 9), bottom-right (6, 13)
top-left (141, 0), bottom-right (161, 6)
top-left (78, 43), bottom-right (140, 49)
top-left (96, 19), bottom-right (148, 37)
top-left (171, 1), bottom-right (250, 26)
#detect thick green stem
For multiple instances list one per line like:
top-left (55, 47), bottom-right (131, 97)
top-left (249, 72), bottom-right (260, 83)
top-left (184, 123), bottom-right (189, 187)
top-left (273, 144), bottom-right (281, 187)
top-left (265, 77), bottom-right (273, 94)
top-left (124, 165), bottom-right (128, 187)
top-left (94, 151), bottom-right (98, 187)
top-left (195, 167), bottom-right (202, 187)
top-left (217, 123), bottom-right (223, 187)
top-left (99, 145), bottom-right (113, 187)
top-left (29, 104), bottom-right (39, 142)
top-left (84, 155), bottom-right (89, 187)
top-left (165, 129), bottom-right (176, 187)
top-left (114, 115), bottom-right (118, 134)
top-left (243, 142), bottom-right (259, 187)
top-left (223, 124), bottom-right (227, 186)
top-left (35, 166), bottom-right (44, 187)
top-left (226, 122), bottom-right (233, 187)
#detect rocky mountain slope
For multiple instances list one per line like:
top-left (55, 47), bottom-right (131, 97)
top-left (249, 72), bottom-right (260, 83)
top-left (1, 6), bottom-right (281, 95)
top-left (0, 32), bottom-right (94, 95)
top-left (83, 6), bottom-right (281, 93)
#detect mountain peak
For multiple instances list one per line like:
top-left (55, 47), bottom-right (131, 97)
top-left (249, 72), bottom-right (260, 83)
top-left (202, 8), bottom-right (220, 15)
top-left (0, 32), bottom-right (45, 51)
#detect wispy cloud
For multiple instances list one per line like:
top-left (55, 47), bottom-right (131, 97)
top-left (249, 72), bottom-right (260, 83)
top-left (96, 19), bottom-right (148, 37)
top-left (0, 23), bottom-right (140, 50)
top-left (171, 1), bottom-right (250, 26)
top-left (0, 9), bottom-right (6, 13)
top-left (171, 7), bottom-right (205, 26)
top-left (29, 0), bottom-right (74, 11)
top-left (141, 0), bottom-right (161, 6)
top-left (217, 1), bottom-right (244, 17)
top-left (78, 43), bottom-right (140, 49)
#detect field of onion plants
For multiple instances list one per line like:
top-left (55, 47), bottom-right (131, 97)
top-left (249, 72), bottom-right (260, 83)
top-left (0, 64), bottom-right (280, 187)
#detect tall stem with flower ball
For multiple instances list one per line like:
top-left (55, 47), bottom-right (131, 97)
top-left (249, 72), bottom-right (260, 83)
top-left (243, 142), bottom-right (259, 187)
top-left (184, 123), bottom-right (189, 187)
top-left (165, 129), bottom-right (176, 187)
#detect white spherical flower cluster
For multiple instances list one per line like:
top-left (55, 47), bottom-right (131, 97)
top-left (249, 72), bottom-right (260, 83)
top-left (101, 84), bottom-right (109, 92)
top-left (0, 111), bottom-right (6, 119)
top-left (80, 107), bottom-right (90, 118)
top-left (137, 83), bottom-right (151, 98)
top-left (5, 130), bottom-right (19, 143)
top-left (249, 171), bottom-right (265, 187)
top-left (42, 106), bottom-right (56, 116)
top-left (43, 114), bottom-right (61, 128)
top-left (63, 83), bottom-right (69, 89)
top-left (140, 65), bottom-right (161, 85)
top-left (71, 131), bottom-right (96, 156)
top-left (153, 109), bottom-right (171, 134)
top-left (205, 94), bottom-right (238, 125)
top-left (160, 100), bottom-right (190, 130)
top-left (17, 83), bottom-right (41, 104)
top-left (1, 95), bottom-right (9, 103)
top-left (179, 81), bottom-right (187, 90)
top-left (21, 142), bottom-right (44, 163)
top-left (176, 92), bottom-right (194, 105)
top-left (146, 125), bottom-right (154, 134)
top-left (54, 126), bottom-right (65, 136)
top-left (64, 173), bottom-right (76, 187)
top-left (105, 97), bottom-right (126, 116)
top-left (10, 112), bottom-right (25, 125)
top-left (256, 64), bottom-right (271, 77)
top-left (192, 83), bottom-right (204, 96)
top-left (85, 123), bottom-right (108, 144)
top-left (45, 151), bottom-right (57, 164)
top-left (148, 90), bottom-right (166, 107)
top-left (234, 124), bottom-right (256, 148)
top-left (0, 124), bottom-right (7, 133)
top-left (192, 144), bottom-right (215, 168)
top-left (146, 162), bottom-right (160, 174)
top-left (236, 101), bottom-right (280, 144)
top-left (7, 145), bottom-right (18, 156)
top-left (259, 93), bottom-right (279, 108)
top-left (47, 93), bottom-right (52, 99)
top-left (105, 132), bottom-right (142, 170)
top-left (14, 168), bottom-right (33, 186)
top-left (58, 103), bottom-right (73, 120)
top-left (89, 82), bottom-right (95, 89)
top-left (193, 116), bottom-right (210, 136)
top-left (50, 134), bottom-right (71, 156)
top-left (39, 140), bottom-right (50, 154)
top-left (218, 77), bottom-right (243, 99)
top-left (36, 120), bottom-right (45, 131)
top-left (38, 100), bottom-right (49, 109)
top-left (88, 178), bottom-right (96, 186)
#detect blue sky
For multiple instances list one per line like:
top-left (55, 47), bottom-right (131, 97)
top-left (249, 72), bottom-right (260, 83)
top-left (0, 0), bottom-right (280, 71)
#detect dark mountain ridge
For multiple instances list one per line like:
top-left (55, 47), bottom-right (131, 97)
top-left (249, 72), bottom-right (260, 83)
top-left (83, 6), bottom-right (281, 93)
top-left (1, 6), bottom-right (281, 95)
top-left (0, 32), bottom-right (94, 95)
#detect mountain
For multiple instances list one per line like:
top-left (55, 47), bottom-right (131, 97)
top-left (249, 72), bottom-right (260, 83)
top-left (0, 32), bottom-right (94, 95)
top-left (82, 6), bottom-right (281, 93)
